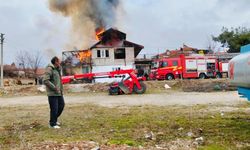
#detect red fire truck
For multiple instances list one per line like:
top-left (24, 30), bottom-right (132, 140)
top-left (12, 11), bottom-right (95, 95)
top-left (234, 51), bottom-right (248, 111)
top-left (150, 58), bottom-right (182, 80)
top-left (150, 54), bottom-right (228, 80)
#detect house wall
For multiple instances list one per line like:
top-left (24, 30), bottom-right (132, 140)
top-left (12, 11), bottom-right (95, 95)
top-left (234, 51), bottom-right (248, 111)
top-left (91, 47), bottom-right (135, 82)
top-left (92, 47), bottom-right (135, 66)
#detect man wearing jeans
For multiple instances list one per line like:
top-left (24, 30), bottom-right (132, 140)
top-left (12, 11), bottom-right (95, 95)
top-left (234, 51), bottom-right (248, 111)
top-left (44, 56), bottom-right (65, 129)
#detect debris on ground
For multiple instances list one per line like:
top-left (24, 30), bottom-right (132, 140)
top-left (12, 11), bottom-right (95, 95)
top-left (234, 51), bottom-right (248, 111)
top-left (187, 131), bottom-right (194, 137)
top-left (144, 131), bottom-right (156, 140)
top-left (178, 127), bottom-right (184, 131)
top-left (220, 110), bottom-right (225, 117)
top-left (193, 137), bottom-right (204, 146)
top-left (164, 84), bottom-right (171, 89)
top-left (37, 85), bottom-right (46, 93)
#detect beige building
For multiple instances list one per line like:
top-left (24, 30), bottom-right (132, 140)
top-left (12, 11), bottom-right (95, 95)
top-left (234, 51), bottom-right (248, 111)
top-left (90, 28), bottom-right (144, 74)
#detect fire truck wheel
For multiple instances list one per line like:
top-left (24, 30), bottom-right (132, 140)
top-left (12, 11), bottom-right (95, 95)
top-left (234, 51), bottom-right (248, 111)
top-left (166, 74), bottom-right (174, 80)
top-left (199, 73), bottom-right (206, 79)
top-left (133, 81), bottom-right (146, 94)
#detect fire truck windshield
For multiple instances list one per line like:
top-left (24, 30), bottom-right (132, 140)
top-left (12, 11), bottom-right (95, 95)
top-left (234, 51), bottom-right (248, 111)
top-left (152, 62), bottom-right (159, 69)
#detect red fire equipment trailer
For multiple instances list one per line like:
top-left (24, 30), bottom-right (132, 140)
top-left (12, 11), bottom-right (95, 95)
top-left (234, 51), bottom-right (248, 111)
top-left (62, 69), bottom-right (147, 95)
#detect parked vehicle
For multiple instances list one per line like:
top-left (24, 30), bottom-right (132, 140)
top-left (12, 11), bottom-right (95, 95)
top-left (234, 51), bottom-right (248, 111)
top-left (150, 54), bottom-right (229, 80)
top-left (149, 57), bottom-right (182, 80)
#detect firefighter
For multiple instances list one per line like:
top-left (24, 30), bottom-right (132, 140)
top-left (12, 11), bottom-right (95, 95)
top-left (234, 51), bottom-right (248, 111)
top-left (43, 56), bottom-right (65, 129)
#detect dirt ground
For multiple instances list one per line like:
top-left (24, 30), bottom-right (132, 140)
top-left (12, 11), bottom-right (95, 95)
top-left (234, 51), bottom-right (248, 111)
top-left (0, 78), bottom-right (242, 107)
top-left (0, 91), bottom-right (245, 107)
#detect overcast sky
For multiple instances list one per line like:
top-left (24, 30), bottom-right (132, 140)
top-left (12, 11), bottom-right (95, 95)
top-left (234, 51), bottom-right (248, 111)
top-left (0, 0), bottom-right (250, 65)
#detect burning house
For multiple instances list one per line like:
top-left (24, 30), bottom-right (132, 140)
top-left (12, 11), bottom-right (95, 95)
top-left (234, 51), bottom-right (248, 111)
top-left (62, 28), bottom-right (144, 82)
top-left (62, 50), bottom-right (92, 76)
top-left (91, 28), bottom-right (144, 73)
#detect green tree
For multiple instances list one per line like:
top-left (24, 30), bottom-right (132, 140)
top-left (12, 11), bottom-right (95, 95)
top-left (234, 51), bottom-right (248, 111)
top-left (213, 27), bottom-right (250, 53)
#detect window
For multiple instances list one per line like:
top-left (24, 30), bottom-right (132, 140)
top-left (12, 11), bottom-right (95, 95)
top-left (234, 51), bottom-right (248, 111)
top-left (114, 48), bottom-right (126, 59)
top-left (161, 61), bottom-right (168, 68)
top-left (112, 67), bottom-right (121, 71)
top-left (97, 50), bottom-right (101, 58)
top-left (97, 49), bottom-right (109, 58)
top-left (172, 60), bottom-right (178, 66)
top-left (105, 50), bottom-right (109, 57)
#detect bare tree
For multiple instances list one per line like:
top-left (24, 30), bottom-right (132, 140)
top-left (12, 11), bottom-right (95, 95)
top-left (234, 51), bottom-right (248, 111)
top-left (28, 50), bottom-right (43, 76)
top-left (206, 36), bottom-right (218, 53)
top-left (16, 50), bottom-right (30, 72)
top-left (15, 50), bottom-right (44, 77)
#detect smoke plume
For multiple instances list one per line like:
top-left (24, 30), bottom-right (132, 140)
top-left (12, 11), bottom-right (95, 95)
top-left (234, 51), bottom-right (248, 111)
top-left (48, 0), bottom-right (120, 49)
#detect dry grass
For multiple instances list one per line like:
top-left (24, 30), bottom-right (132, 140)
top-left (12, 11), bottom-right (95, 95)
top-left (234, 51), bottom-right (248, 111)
top-left (0, 103), bottom-right (250, 149)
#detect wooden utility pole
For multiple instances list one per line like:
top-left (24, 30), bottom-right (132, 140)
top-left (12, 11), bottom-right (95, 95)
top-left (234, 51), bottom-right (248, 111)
top-left (0, 33), bottom-right (4, 87)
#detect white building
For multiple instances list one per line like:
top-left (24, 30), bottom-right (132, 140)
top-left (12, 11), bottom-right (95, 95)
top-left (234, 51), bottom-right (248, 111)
top-left (90, 28), bottom-right (144, 82)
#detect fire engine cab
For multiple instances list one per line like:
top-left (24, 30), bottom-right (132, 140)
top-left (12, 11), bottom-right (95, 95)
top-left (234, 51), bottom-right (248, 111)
top-left (150, 58), bottom-right (182, 80)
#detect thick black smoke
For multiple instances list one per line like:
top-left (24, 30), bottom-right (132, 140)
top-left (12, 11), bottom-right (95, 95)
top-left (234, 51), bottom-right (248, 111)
top-left (48, 0), bottom-right (121, 49)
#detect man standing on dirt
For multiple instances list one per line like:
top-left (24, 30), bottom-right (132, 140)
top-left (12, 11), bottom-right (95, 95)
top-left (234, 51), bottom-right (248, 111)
top-left (43, 56), bottom-right (65, 129)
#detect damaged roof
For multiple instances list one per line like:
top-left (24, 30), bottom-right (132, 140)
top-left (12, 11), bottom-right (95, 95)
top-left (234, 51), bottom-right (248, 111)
top-left (91, 28), bottom-right (144, 57)
top-left (97, 28), bottom-right (126, 41)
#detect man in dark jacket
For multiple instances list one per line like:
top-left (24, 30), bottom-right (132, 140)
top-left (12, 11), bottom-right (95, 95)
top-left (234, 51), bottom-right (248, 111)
top-left (43, 56), bottom-right (64, 129)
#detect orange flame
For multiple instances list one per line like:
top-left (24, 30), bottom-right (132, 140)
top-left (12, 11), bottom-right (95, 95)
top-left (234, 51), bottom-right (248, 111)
top-left (77, 50), bottom-right (91, 62)
top-left (95, 27), bottom-right (105, 40)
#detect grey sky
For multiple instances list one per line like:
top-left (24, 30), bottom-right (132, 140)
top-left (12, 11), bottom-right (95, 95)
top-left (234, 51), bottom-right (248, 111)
top-left (0, 0), bottom-right (250, 64)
